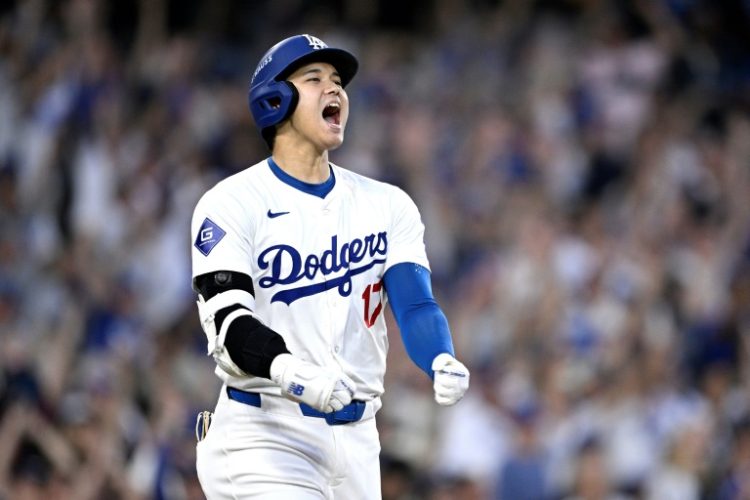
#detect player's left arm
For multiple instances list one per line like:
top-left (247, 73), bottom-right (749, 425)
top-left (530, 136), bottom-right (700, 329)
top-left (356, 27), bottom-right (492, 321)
top-left (383, 263), bottom-right (470, 406)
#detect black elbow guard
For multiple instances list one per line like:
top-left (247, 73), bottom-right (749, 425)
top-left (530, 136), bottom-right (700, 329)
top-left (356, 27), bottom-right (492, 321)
top-left (219, 306), bottom-right (290, 379)
top-left (194, 271), bottom-right (255, 299)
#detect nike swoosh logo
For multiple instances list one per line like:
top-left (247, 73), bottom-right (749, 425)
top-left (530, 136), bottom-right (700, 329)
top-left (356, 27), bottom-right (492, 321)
top-left (267, 210), bottom-right (290, 219)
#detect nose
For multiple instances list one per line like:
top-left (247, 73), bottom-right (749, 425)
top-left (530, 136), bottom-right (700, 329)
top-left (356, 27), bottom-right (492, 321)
top-left (325, 80), bottom-right (340, 95)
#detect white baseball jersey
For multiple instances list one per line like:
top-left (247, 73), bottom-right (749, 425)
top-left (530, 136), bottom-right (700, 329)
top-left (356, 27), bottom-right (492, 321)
top-left (191, 158), bottom-right (430, 401)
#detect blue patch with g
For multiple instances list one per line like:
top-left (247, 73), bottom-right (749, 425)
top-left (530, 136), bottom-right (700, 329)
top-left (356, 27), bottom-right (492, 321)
top-left (194, 218), bottom-right (226, 256)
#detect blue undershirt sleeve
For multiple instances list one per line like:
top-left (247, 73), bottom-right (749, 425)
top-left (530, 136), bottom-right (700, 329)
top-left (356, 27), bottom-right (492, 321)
top-left (383, 262), bottom-right (455, 379)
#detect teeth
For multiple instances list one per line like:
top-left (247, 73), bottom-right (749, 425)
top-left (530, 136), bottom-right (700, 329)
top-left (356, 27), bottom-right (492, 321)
top-left (323, 103), bottom-right (340, 120)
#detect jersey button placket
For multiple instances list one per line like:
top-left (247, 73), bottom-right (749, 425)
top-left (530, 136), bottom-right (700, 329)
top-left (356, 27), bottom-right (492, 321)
top-left (321, 200), bottom-right (341, 352)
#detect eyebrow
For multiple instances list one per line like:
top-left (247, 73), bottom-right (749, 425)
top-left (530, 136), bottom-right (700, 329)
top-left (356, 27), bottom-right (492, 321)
top-left (300, 67), bottom-right (341, 78)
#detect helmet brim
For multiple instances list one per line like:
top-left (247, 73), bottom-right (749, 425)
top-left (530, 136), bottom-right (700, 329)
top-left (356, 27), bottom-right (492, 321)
top-left (276, 48), bottom-right (359, 88)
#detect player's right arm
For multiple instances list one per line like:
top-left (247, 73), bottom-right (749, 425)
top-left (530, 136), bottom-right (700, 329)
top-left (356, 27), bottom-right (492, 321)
top-left (193, 270), bottom-right (354, 413)
top-left (191, 188), bottom-right (353, 413)
top-left (193, 270), bottom-right (288, 380)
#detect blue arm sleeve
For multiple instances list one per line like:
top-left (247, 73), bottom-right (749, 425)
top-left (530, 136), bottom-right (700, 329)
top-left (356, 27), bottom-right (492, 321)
top-left (383, 262), bottom-right (455, 379)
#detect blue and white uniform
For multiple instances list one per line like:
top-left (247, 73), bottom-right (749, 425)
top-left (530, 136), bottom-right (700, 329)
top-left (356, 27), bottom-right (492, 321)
top-left (192, 158), bottom-right (430, 400)
top-left (192, 33), bottom-right (469, 500)
top-left (192, 158), bottom-right (458, 498)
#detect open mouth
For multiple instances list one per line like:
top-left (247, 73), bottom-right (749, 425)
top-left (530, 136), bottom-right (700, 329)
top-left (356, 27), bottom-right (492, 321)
top-left (322, 103), bottom-right (341, 126)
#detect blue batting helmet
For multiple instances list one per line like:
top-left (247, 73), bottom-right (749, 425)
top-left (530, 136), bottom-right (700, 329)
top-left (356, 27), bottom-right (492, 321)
top-left (248, 34), bottom-right (358, 132)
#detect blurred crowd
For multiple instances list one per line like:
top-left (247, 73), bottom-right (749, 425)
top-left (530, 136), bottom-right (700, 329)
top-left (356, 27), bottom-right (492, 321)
top-left (1, 0), bottom-right (749, 499)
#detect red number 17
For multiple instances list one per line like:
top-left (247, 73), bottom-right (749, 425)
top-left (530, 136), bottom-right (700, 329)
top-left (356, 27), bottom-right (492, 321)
top-left (361, 281), bottom-right (383, 328)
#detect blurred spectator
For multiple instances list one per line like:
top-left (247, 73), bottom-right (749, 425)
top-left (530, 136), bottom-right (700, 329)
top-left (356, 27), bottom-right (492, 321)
top-left (715, 419), bottom-right (750, 500)
top-left (381, 454), bottom-right (421, 500)
top-left (493, 403), bottom-right (548, 500)
top-left (562, 436), bottom-right (634, 500)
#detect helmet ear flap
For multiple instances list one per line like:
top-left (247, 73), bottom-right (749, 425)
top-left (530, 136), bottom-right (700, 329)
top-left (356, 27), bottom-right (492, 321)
top-left (256, 81), bottom-right (299, 151)
top-left (248, 80), bottom-right (299, 130)
top-left (278, 81), bottom-right (299, 123)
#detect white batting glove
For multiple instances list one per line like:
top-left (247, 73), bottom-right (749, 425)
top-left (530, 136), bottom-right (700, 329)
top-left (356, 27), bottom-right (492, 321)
top-left (432, 353), bottom-right (470, 406)
top-left (270, 354), bottom-right (355, 413)
top-left (328, 379), bottom-right (356, 412)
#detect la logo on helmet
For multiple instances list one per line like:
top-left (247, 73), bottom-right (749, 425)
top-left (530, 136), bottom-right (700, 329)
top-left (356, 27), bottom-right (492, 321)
top-left (303, 35), bottom-right (327, 50)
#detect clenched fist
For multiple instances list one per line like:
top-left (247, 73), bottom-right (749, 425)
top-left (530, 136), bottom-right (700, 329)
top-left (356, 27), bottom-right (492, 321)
top-left (431, 353), bottom-right (470, 406)
top-left (270, 354), bottom-right (355, 413)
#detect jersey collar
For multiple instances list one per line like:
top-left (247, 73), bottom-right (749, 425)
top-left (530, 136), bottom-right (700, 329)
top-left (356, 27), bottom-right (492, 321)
top-left (267, 157), bottom-right (336, 199)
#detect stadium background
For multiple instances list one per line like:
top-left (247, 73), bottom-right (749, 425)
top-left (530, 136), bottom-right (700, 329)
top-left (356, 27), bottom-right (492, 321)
top-left (0, 0), bottom-right (749, 498)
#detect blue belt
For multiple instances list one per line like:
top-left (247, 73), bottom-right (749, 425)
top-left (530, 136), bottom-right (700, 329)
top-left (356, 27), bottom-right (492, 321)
top-left (226, 387), bottom-right (366, 426)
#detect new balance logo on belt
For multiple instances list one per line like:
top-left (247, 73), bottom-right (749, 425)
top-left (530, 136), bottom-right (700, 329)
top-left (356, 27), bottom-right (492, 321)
top-left (288, 383), bottom-right (305, 396)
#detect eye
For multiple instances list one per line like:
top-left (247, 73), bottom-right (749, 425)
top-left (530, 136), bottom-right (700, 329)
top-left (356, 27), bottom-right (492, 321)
top-left (307, 77), bottom-right (320, 83)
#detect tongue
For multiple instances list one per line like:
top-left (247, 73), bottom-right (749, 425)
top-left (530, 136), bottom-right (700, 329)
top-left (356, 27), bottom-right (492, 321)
top-left (324, 110), bottom-right (339, 124)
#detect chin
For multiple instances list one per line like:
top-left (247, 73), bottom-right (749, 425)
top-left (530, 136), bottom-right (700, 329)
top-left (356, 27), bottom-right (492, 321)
top-left (322, 134), bottom-right (345, 151)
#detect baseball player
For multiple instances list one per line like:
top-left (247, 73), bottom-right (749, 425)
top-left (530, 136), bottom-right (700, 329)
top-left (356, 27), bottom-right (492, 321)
top-left (191, 34), bottom-right (470, 499)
